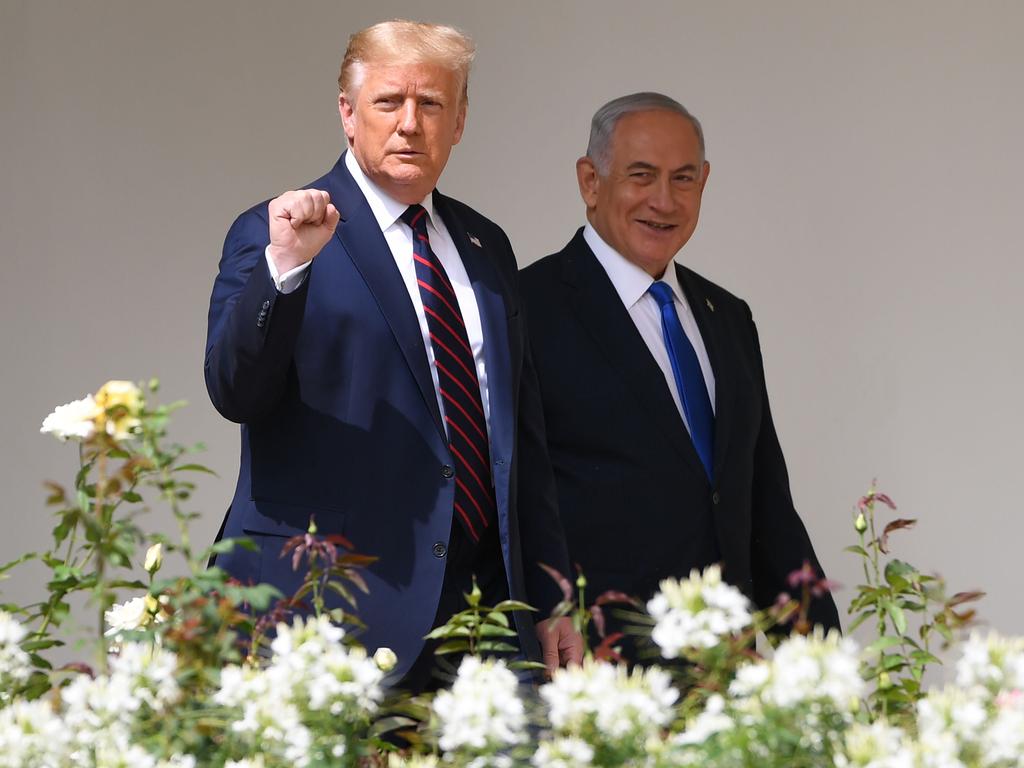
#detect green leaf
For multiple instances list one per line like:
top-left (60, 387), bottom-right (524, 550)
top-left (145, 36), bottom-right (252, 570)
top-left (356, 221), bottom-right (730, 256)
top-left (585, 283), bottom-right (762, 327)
top-left (886, 601), bottom-right (908, 635)
top-left (434, 639), bottom-right (471, 655)
top-left (844, 545), bottom-right (869, 557)
top-left (477, 641), bottom-right (519, 653)
top-left (509, 660), bottom-right (547, 671)
top-left (491, 599), bottom-right (536, 613)
top-left (368, 716), bottom-right (420, 738)
top-left (479, 624), bottom-right (517, 638)
top-left (849, 614), bottom-right (872, 634)
top-left (881, 653), bottom-right (906, 671)
top-left (174, 464), bottom-right (218, 476)
top-left (865, 636), bottom-right (903, 655)
top-left (484, 611), bottom-right (510, 627)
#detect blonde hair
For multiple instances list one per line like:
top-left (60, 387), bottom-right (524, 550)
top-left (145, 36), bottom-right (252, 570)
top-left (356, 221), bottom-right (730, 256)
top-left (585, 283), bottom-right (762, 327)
top-left (339, 19), bottom-right (476, 105)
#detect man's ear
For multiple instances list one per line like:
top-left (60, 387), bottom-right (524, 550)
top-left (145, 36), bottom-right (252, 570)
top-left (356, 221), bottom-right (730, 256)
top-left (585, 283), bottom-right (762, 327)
top-left (576, 156), bottom-right (600, 209)
top-left (339, 91), bottom-right (356, 143)
top-left (450, 102), bottom-right (467, 146)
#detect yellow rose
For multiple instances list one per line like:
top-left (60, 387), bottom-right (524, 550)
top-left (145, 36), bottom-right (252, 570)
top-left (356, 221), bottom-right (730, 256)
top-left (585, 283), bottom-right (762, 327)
top-left (94, 380), bottom-right (143, 440)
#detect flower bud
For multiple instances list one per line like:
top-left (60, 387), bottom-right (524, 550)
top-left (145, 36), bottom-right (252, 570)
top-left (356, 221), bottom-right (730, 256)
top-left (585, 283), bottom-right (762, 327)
top-left (854, 512), bottom-right (868, 533)
top-left (575, 571), bottom-right (587, 590)
top-left (373, 647), bottom-right (397, 672)
top-left (878, 671), bottom-right (892, 689)
top-left (144, 543), bottom-right (163, 574)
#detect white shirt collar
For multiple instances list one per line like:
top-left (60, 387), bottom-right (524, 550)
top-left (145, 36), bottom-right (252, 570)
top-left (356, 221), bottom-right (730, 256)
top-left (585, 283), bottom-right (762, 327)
top-left (583, 223), bottom-right (687, 309)
top-left (345, 150), bottom-right (436, 232)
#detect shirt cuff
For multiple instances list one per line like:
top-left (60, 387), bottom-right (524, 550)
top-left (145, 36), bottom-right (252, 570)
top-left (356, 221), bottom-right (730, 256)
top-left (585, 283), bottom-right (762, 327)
top-left (265, 247), bottom-right (311, 294)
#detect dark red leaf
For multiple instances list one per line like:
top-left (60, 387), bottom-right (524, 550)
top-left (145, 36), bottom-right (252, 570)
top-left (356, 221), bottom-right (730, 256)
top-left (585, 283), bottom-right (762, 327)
top-left (594, 590), bottom-right (642, 608)
top-left (325, 533), bottom-right (355, 550)
top-left (879, 518), bottom-right (917, 554)
top-left (594, 632), bottom-right (625, 664)
top-left (538, 562), bottom-right (573, 603)
top-left (591, 604), bottom-right (606, 638)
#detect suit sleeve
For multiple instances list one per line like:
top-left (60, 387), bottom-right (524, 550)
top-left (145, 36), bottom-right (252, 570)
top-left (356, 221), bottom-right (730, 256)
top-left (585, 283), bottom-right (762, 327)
top-left (746, 303), bottom-right (841, 631)
top-left (204, 206), bottom-right (311, 423)
top-left (515, 327), bottom-right (574, 617)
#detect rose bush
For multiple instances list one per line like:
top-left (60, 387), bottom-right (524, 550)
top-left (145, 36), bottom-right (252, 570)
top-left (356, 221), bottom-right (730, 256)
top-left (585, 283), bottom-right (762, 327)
top-left (0, 382), bottom-right (1018, 766)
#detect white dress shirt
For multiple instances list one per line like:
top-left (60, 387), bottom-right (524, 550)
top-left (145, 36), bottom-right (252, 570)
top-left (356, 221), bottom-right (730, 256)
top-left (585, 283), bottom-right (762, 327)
top-left (583, 223), bottom-right (716, 433)
top-left (266, 152), bottom-right (491, 438)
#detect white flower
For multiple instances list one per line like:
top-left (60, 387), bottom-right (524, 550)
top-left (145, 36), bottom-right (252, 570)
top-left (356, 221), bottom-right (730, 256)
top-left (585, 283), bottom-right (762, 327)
top-left (540, 659), bottom-right (678, 746)
top-left (144, 543), bottom-right (163, 574)
top-left (956, 630), bottom-right (1024, 692)
top-left (0, 611), bottom-right (31, 703)
top-left (0, 698), bottom-right (70, 767)
top-left (104, 596), bottom-right (155, 636)
top-left (373, 646), bottom-right (397, 672)
top-left (982, 696), bottom-right (1024, 765)
top-left (916, 686), bottom-right (987, 752)
top-left (647, 565), bottom-right (752, 658)
top-left (40, 395), bottom-right (101, 441)
top-left (225, 759), bottom-right (266, 768)
top-left (731, 630), bottom-right (863, 712)
top-left (840, 721), bottom-right (915, 768)
top-left (674, 694), bottom-right (733, 746)
top-left (433, 656), bottom-right (527, 753)
top-left (532, 736), bottom-right (595, 768)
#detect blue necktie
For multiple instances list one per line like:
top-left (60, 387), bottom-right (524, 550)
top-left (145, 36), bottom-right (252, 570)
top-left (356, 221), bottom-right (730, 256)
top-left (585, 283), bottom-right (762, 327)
top-left (402, 204), bottom-right (495, 544)
top-left (648, 281), bottom-right (714, 480)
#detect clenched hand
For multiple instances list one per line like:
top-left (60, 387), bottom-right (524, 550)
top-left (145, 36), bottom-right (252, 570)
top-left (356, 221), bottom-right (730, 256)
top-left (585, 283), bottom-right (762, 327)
top-left (267, 189), bottom-right (340, 274)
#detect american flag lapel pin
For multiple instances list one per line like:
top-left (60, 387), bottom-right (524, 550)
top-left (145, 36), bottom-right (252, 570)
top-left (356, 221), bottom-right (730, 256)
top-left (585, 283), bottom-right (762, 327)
top-left (468, 234), bottom-right (482, 248)
top-left (706, 298), bottom-right (715, 312)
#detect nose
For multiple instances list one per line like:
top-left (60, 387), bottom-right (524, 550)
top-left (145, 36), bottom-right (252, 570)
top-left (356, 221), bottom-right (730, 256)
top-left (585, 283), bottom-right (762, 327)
top-left (647, 177), bottom-right (676, 213)
top-left (396, 98), bottom-right (421, 136)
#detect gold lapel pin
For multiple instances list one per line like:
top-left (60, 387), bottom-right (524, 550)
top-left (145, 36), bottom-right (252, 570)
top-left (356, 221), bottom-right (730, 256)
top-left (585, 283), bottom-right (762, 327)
top-left (706, 298), bottom-right (715, 312)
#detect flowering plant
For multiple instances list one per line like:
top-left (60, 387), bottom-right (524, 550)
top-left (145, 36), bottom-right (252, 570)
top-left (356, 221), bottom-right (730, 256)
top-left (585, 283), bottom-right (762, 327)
top-left (0, 383), bottom-right (1021, 767)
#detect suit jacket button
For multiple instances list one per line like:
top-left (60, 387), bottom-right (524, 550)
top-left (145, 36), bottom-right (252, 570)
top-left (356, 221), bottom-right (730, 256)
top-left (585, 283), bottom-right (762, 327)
top-left (432, 542), bottom-right (447, 558)
top-left (256, 318), bottom-right (265, 328)
top-left (441, 464), bottom-right (454, 479)
top-left (262, 300), bottom-right (271, 310)
top-left (712, 491), bottom-right (721, 505)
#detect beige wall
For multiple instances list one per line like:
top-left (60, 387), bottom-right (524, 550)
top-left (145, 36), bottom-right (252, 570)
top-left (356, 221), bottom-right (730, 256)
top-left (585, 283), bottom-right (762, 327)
top-left (3, 1), bottom-right (1022, 648)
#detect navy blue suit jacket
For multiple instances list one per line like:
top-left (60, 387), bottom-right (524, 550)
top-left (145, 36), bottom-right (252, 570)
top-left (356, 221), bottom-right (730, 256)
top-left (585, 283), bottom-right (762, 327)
top-left (520, 231), bottom-right (840, 641)
top-left (205, 154), bottom-right (570, 678)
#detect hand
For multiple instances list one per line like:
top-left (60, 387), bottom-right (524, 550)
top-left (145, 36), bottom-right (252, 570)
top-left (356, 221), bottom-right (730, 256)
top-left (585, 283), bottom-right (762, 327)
top-left (267, 189), bottom-right (340, 274)
top-left (535, 616), bottom-right (584, 678)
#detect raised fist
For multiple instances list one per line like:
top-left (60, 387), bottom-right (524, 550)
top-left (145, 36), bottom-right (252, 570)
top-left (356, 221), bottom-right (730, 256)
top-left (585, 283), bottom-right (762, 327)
top-left (267, 189), bottom-right (340, 273)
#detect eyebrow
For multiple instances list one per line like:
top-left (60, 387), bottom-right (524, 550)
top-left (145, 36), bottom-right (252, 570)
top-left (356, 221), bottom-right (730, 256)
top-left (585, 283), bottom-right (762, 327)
top-left (626, 161), bottom-right (700, 173)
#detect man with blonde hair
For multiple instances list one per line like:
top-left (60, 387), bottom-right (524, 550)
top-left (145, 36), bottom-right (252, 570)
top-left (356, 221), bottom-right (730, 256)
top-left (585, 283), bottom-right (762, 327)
top-left (205, 19), bottom-right (581, 690)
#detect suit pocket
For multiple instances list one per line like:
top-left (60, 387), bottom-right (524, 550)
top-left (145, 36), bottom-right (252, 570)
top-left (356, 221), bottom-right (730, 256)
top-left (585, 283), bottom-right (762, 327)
top-left (242, 498), bottom-right (347, 538)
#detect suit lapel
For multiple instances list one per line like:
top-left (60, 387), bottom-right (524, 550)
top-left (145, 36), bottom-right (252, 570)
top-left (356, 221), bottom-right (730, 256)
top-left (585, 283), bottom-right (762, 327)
top-left (562, 231), bottom-right (709, 483)
top-left (676, 263), bottom-right (735, 484)
top-left (322, 154), bottom-right (445, 440)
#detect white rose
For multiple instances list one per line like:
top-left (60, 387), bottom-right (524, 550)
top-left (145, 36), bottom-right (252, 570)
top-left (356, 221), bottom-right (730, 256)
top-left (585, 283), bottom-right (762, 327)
top-left (144, 543), bottom-right (163, 574)
top-left (104, 597), bottom-right (150, 635)
top-left (40, 395), bottom-right (101, 441)
top-left (373, 647), bottom-right (397, 672)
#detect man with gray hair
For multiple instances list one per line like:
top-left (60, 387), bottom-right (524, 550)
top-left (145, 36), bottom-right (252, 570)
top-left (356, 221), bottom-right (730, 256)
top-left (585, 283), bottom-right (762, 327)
top-left (205, 19), bottom-right (581, 690)
top-left (520, 92), bottom-right (839, 658)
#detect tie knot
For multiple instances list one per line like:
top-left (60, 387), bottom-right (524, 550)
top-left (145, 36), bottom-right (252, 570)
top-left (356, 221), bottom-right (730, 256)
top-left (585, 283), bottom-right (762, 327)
top-left (648, 280), bottom-right (676, 308)
top-left (401, 204), bottom-right (428, 233)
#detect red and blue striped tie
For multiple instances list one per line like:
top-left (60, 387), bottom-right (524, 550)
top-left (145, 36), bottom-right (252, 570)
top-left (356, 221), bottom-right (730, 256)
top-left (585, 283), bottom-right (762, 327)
top-left (402, 204), bottom-right (494, 543)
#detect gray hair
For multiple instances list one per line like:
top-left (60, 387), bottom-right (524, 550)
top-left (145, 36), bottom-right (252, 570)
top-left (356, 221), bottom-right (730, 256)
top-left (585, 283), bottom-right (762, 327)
top-left (586, 92), bottom-right (706, 174)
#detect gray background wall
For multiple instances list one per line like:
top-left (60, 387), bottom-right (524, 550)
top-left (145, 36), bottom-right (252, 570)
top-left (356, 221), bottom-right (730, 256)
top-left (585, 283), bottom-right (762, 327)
top-left (3, 1), bottom-right (1022, 648)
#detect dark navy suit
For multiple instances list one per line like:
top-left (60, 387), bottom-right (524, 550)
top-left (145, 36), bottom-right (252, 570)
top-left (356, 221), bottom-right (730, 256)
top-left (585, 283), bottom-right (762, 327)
top-left (205, 154), bottom-right (569, 680)
top-left (520, 231), bottom-right (839, 653)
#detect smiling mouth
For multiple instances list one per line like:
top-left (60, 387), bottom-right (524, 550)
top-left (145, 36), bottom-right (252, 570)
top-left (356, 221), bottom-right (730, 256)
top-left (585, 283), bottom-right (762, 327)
top-left (637, 219), bottom-right (676, 231)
